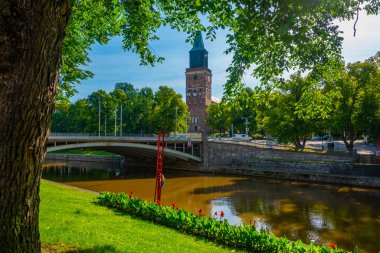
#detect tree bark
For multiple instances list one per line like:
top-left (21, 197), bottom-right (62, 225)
top-left (0, 1), bottom-right (70, 252)
top-left (343, 122), bottom-right (355, 151)
top-left (294, 137), bottom-right (304, 150)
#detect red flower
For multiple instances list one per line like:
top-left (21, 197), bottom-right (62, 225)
top-left (157, 200), bottom-right (161, 205)
top-left (129, 190), bottom-right (134, 198)
top-left (172, 202), bottom-right (176, 208)
top-left (220, 211), bottom-right (225, 217)
top-left (328, 243), bottom-right (336, 248)
top-left (202, 213), bottom-right (205, 217)
top-left (198, 208), bottom-right (202, 214)
top-left (176, 207), bottom-right (179, 211)
top-left (214, 211), bottom-right (218, 217)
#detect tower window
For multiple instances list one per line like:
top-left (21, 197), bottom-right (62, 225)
top-left (193, 75), bottom-right (198, 80)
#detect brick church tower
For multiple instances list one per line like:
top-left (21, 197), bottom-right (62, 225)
top-left (186, 31), bottom-right (212, 133)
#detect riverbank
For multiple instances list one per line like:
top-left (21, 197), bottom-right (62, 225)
top-left (45, 152), bottom-right (123, 169)
top-left (40, 180), bottom-right (238, 253)
top-left (46, 148), bottom-right (380, 188)
top-left (205, 158), bottom-right (380, 188)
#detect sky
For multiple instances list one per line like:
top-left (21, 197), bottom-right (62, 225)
top-left (71, 14), bottom-right (380, 102)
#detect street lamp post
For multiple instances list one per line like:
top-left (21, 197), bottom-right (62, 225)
top-left (175, 106), bottom-right (178, 136)
top-left (114, 109), bottom-right (117, 137)
top-left (120, 105), bottom-right (122, 137)
top-left (242, 117), bottom-right (249, 136)
top-left (104, 115), bottom-right (107, 136)
top-left (186, 115), bottom-right (188, 133)
top-left (98, 99), bottom-right (101, 138)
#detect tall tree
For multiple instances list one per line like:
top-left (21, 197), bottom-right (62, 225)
top-left (260, 74), bottom-right (333, 149)
top-left (1, 0), bottom-right (379, 251)
top-left (150, 86), bottom-right (189, 134)
top-left (109, 88), bottom-right (128, 135)
top-left (69, 99), bottom-right (92, 133)
top-left (51, 98), bottom-right (71, 133)
top-left (134, 87), bottom-right (155, 134)
top-left (87, 90), bottom-right (108, 134)
top-left (0, 2), bottom-right (71, 252)
top-left (226, 87), bottom-right (258, 135)
top-left (206, 102), bottom-right (231, 136)
top-left (328, 54), bottom-right (380, 149)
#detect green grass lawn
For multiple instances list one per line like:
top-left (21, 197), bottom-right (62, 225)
top-left (40, 180), bottom-right (238, 253)
top-left (48, 148), bottom-right (119, 156)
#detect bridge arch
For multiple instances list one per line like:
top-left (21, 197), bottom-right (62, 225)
top-left (47, 142), bottom-right (201, 162)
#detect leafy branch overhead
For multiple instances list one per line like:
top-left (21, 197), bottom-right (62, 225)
top-left (60, 0), bottom-right (380, 97)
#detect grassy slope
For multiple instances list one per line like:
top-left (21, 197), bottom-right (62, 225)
top-left (40, 180), bottom-right (237, 253)
top-left (48, 148), bottom-right (118, 156)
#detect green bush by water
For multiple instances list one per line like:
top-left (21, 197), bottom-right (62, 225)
top-left (96, 192), bottom-right (348, 253)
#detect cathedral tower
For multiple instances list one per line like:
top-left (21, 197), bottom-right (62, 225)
top-left (186, 31), bottom-right (212, 133)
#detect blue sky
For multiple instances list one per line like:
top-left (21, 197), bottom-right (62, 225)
top-left (71, 14), bottom-right (380, 102)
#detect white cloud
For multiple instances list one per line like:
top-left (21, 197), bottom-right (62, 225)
top-left (339, 14), bottom-right (380, 62)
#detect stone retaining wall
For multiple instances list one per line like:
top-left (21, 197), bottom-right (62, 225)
top-left (45, 153), bottom-right (123, 169)
top-left (201, 142), bottom-right (380, 187)
top-left (203, 142), bottom-right (351, 167)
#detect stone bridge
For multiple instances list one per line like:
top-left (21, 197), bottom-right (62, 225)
top-left (47, 135), bottom-right (203, 163)
top-left (47, 135), bottom-right (380, 187)
top-left (47, 135), bottom-right (353, 168)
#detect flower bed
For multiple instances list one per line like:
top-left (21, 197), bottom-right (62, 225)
top-left (96, 192), bottom-right (346, 253)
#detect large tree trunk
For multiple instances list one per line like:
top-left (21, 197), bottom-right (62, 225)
top-left (343, 123), bottom-right (355, 152)
top-left (0, 1), bottom-right (70, 252)
top-left (293, 137), bottom-right (304, 150)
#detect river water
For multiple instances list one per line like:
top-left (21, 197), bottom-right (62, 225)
top-left (43, 163), bottom-right (380, 252)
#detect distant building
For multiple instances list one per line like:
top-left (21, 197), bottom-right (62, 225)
top-left (185, 31), bottom-right (212, 133)
top-left (211, 96), bottom-right (221, 104)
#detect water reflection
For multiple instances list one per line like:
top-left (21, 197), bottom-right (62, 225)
top-left (43, 163), bottom-right (380, 252)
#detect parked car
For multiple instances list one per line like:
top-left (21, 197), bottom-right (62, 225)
top-left (311, 134), bottom-right (331, 141)
top-left (232, 134), bottom-right (252, 141)
top-left (174, 134), bottom-right (189, 140)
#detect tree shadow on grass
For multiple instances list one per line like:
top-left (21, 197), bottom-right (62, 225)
top-left (67, 245), bottom-right (120, 253)
top-left (42, 243), bottom-right (120, 253)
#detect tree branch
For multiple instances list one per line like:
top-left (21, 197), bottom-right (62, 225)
top-left (354, 2), bottom-right (360, 37)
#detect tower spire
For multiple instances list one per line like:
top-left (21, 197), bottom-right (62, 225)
top-left (189, 31), bottom-right (208, 68)
top-left (190, 31), bottom-right (205, 51)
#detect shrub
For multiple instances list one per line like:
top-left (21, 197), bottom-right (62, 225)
top-left (96, 192), bottom-right (347, 253)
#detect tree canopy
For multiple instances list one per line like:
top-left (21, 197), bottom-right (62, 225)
top-left (208, 52), bottom-right (380, 150)
top-left (327, 53), bottom-right (380, 149)
top-left (52, 83), bottom-right (188, 135)
top-left (60, 0), bottom-right (380, 98)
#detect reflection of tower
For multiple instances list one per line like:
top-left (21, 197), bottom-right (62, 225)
top-left (186, 31), bottom-right (212, 133)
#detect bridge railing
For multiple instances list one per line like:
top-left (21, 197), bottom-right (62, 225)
top-left (50, 133), bottom-right (157, 137)
top-left (207, 137), bottom-right (377, 158)
top-left (49, 133), bottom-right (203, 141)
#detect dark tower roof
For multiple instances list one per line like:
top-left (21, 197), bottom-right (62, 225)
top-left (190, 31), bottom-right (207, 52)
top-left (189, 31), bottom-right (208, 68)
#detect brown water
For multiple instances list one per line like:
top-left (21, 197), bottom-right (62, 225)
top-left (43, 163), bottom-right (380, 252)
